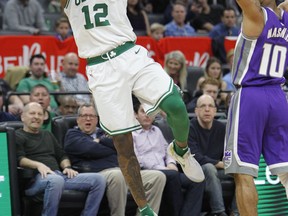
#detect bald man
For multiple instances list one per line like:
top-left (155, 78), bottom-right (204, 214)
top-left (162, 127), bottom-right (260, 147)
top-left (188, 95), bottom-right (236, 216)
top-left (60, 52), bottom-right (91, 104)
top-left (57, 95), bottom-right (79, 116)
top-left (16, 102), bottom-right (106, 216)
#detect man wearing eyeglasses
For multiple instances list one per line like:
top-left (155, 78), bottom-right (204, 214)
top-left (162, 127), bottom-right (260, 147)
top-left (64, 104), bottom-right (166, 216)
top-left (186, 78), bottom-right (220, 113)
top-left (188, 94), bottom-right (238, 216)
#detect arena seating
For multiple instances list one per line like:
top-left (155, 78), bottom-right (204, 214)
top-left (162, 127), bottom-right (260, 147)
top-left (186, 66), bottom-right (205, 98)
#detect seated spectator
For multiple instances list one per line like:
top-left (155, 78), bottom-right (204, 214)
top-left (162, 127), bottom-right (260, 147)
top-left (201, 0), bottom-right (242, 24)
top-left (186, 78), bottom-right (220, 113)
top-left (222, 49), bottom-right (236, 91)
top-left (16, 54), bottom-right (59, 109)
top-left (188, 94), bottom-right (238, 216)
top-left (150, 23), bottom-right (165, 41)
top-left (64, 104), bottom-right (166, 216)
top-left (48, 0), bottom-right (61, 13)
top-left (56, 95), bottom-right (79, 116)
top-left (165, 1), bottom-right (196, 37)
top-left (209, 7), bottom-right (240, 63)
top-left (55, 17), bottom-right (72, 41)
top-left (132, 102), bottom-right (205, 216)
top-left (29, 84), bottom-right (56, 131)
top-left (196, 57), bottom-right (226, 90)
top-left (3, 0), bottom-right (48, 34)
top-left (60, 52), bottom-right (91, 104)
top-left (190, 0), bottom-right (224, 32)
top-left (164, 50), bottom-right (187, 92)
top-left (127, 0), bottom-right (151, 36)
top-left (16, 102), bottom-right (106, 216)
top-left (209, 7), bottom-right (239, 39)
top-left (196, 57), bottom-right (227, 104)
top-left (163, 0), bottom-right (191, 24)
top-left (225, 0), bottom-right (242, 25)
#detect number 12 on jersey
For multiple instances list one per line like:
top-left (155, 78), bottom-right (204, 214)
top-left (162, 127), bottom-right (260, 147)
top-left (82, 3), bottom-right (110, 29)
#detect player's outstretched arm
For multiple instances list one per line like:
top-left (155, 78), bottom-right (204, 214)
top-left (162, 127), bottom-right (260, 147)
top-left (236, 0), bottom-right (265, 38)
top-left (60, 0), bottom-right (68, 9)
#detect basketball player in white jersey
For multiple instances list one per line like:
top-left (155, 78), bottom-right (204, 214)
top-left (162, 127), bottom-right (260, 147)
top-left (60, 1), bottom-right (204, 215)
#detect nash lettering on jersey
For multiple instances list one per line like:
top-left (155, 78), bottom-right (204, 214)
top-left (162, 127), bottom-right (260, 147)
top-left (267, 27), bottom-right (288, 41)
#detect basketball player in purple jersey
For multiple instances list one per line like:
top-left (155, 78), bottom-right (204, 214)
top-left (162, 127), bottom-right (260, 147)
top-left (223, 0), bottom-right (288, 215)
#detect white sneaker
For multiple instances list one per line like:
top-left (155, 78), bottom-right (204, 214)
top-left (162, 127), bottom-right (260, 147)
top-left (168, 142), bottom-right (205, 182)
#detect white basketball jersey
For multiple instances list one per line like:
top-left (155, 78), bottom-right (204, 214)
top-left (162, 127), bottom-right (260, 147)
top-left (64, 0), bottom-right (136, 58)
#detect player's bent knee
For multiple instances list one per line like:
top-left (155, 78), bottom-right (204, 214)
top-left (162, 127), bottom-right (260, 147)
top-left (160, 89), bottom-right (186, 116)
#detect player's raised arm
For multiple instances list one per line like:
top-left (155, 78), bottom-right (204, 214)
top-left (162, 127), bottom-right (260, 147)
top-left (60, 0), bottom-right (68, 9)
top-left (237, 0), bottom-right (265, 38)
top-left (278, 1), bottom-right (288, 11)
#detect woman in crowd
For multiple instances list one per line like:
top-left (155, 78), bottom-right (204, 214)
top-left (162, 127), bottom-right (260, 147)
top-left (196, 56), bottom-right (227, 104)
top-left (164, 50), bottom-right (187, 92)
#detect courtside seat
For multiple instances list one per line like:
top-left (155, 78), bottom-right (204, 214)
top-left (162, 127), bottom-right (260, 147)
top-left (0, 121), bottom-right (23, 130)
top-left (52, 115), bottom-right (78, 146)
top-left (186, 66), bottom-right (205, 98)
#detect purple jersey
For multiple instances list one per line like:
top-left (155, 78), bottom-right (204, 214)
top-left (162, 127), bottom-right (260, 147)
top-left (232, 7), bottom-right (288, 86)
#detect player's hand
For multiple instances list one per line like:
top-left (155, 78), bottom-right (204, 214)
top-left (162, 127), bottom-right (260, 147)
top-left (37, 163), bottom-right (55, 178)
top-left (63, 167), bottom-right (78, 178)
top-left (278, 1), bottom-right (288, 12)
